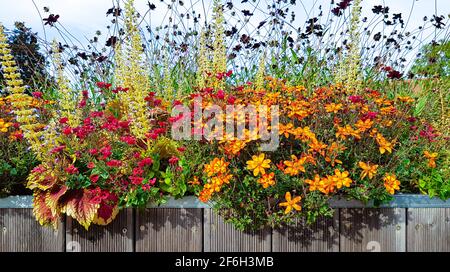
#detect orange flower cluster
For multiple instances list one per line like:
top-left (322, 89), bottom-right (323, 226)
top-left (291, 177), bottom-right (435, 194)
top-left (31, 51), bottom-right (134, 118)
top-left (199, 158), bottom-right (233, 202)
top-left (305, 169), bottom-right (353, 195)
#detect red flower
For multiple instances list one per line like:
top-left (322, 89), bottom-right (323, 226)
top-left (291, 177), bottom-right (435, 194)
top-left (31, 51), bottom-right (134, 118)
top-left (130, 176), bottom-right (144, 185)
top-left (89, 148), bottom-right (98, 155)
top-left (100, 145), bottom-right (112, 159)
top-left (349, 95), bottom-right (364, 103)
top-left (226, 70), bottom-right (233, 77)
top-left (87, 162), bottom-right (95, 169)
top-left (216, 89), bottom-right (225, 100)
top-left (65, 164), bottom-right (79, 175)
top-left (120, 135), bottom-right (137, 145)
top-left (138, 158), bottom-right (153, 167)
top-left (90, 175), bottom-right (100, 183)
top-left (132, 167), bottom-right (144, 176)
top-left (133, 152), bottom-right (141, 159)
top-left (82, 90), bottom-right (89, 97)
top-left (32, 92), bottom-right (43, 99)
top-left (59, 117), bottom-right (69, 124)
top-left (96, 82), bottom-right (112, 89)
top-left (177, 146), bottom-right (186, 152)
top-left (50, 145), bottom-right (66, 154)
top-left (227, 95), bottom-right (236, 104)
top-left (168, 156), bottom-right (179, 165)
top-left (62, 127), bottom-right (73, 135)
top-left (107, 160), bottom-right (122, 167)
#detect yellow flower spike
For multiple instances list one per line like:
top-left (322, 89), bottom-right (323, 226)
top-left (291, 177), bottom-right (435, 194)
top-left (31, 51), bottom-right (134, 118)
top-left (246, 153), bottom-right (271, 176)
top-left (279, 192), bottom-right (302, 214)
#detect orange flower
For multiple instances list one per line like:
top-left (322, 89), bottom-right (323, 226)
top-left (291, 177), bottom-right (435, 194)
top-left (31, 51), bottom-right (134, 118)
top-left (331, 169), bottom-right (352, 189)
top-left (358, 161), bottom-right (378, 179)
top-left (246, 153), bottom-right (271, 176)
top-left (383, 173), bottom-right (400, 195)
top-left (283, 155), bottom-right (306, 176)
top-left (355, 119), bottom-right (373, 132)
top-left (376, 133), bottom-right (393, 154)
top-left (205, 158), bottom-right (229, 177)
top-left (279, 192), bottom-right (302, 214)
top-left (279, 123), bottom-right (294, 138)
top-left (257, 172), bottom-right (276, 188)
top-left (319, 176), bottom-right (336, 195)
top-left (325, 103), bottom-right (343, 113)
top-left (336, 125), bottom-right (361, 140)
top-left (423, 151), bottom-right (438, 168)
top-left (188, 176), bottom-right (201, 186)
top-left (305, 174), bottom-right (321, 191)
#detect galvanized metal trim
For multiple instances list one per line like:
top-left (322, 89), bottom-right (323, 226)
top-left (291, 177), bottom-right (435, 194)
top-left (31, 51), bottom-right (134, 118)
top-left (1, 194), bottom-right (449, 209)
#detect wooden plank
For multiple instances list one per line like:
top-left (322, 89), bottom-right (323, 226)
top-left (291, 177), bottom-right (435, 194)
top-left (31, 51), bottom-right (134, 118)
top-left (340, 208), bottom-right (406, 252)
top-left (0, 209), bottom-right (64, 252)
top-left (135, 208), bottom-right (203, 252)
top-left (407, 208), bottom-right (450, 252)
top-left (204, 209), bottom-right (271, 252)
top-left (66, 208), bottom-right (133, 252)
top-left (272, 212), bottom-right (339, 252)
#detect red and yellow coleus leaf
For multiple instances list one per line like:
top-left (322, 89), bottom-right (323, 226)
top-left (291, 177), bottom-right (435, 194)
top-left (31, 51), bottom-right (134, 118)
top-left (33, 190), bottom-right (60, 229)
top-left (61, 190), bottom-right (100, 230)
top-left (45, 185), bottom-right (68, 217)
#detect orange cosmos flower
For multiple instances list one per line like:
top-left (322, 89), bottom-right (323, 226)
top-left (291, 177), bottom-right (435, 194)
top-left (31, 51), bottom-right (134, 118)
top-left (319, 176), bottom-right (336, 195)
top-left (305, 174), bottom-right (321, 191)
top-left (279, 192), bottom-right (302, 214)
top-left (376, 133), bottom-right (393, 154)
top-left (246, 153), bottom-right (271, 176)
top-left (358, 161), bottom-right (379, 179)
top-left (257, 172), bottom-right (276, 188)
top-left (204, 158), bottom-right (229, 177)
top-left (332, 169), bottom-right (352, 189)
top-left (383, 173), bottom-right (400, 195)
top-left (325, 103), bottom-right (343, 113)
top-left (355, 119), bottom-right (373, 132)
top-left (279, 123), bottom-right (294, 138)
top-left (283, 155), bottom-right (306, 176)
top-left (423, 151), bottom-right (438, 168)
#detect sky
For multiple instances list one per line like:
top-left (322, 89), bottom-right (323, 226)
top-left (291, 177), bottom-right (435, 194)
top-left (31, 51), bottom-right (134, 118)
top-left (0, 0), bottom-right (448, 43)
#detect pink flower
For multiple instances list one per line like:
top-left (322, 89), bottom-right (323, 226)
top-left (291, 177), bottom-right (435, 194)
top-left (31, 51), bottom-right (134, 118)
top-left (133, 167), bottom-right (144, 176)
top-left (120, 135), bottom-right (137, 145)
top-left (87, 162), bottom-right (95, 169)
top-left (100, 145), bottom-right (112, 159)
top-left (89, 148), bottom-right (98, 155)
top-left (169, 156), bottom-right (179, 165)
top-left (65, 164), bottom-right (79, 175)
top-left (138, 158), bottom-right (153, 168)
top-left (50, 145), bottom-right (66, 154)
top-left (107, 160), bottom-right (122, 167)
top-left (130, 176), bottom-right (144, 185)
top-left (216, 89), bottom-right (225, 100)
top-left (90, 175), bottom-right (99, 183)
top-left (32, 92), bottom-right (43, 99)
top-left (133, 152), bottom-right (142, 159)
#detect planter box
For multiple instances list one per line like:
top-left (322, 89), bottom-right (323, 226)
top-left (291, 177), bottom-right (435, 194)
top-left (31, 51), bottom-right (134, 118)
top-left (1, 195), bottom-right (449, 252)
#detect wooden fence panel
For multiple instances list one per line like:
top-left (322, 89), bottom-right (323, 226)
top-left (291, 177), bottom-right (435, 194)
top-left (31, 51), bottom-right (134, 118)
top-left (204, 209), bottom-right (271, 252)
top-left (0, 209), bottom-right (64, 252)
top-left (136, 208), bottom-right (203, 252)
top-left (407, 208), bottom-right (450, 252)
top-left (272, 212), bottom-right (339, 252)
top-left (340, 208), bottom-right (406, 252)
top-left (65, 208), bottom-right (133, 252)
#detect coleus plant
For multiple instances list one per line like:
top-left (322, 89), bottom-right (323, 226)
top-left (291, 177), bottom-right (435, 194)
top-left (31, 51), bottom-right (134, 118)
top-left (27, 85), bottom-right (189, 229)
